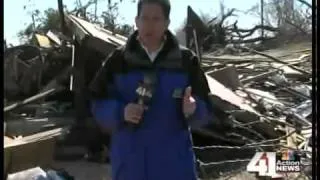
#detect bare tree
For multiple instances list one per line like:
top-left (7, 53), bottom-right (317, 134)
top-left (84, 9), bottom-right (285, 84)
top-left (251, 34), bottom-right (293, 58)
top-left (175, 1), bottom-right (277, 51)
top-left (17, 0), bottom-right (134, 43)
top-left (246, 0), bottom-right (312, 38)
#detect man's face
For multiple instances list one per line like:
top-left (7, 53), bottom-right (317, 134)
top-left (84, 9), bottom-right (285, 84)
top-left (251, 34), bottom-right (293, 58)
top-left (135, 3), bottom-right (169, 46)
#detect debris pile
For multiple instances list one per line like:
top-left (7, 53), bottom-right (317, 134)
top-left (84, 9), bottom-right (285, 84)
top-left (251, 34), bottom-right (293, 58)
top-left (183, 6), bottom-right (313, 178)
top-left (4, 10), bottom-right (313, 180)
top-left (4, 14), bottom-right (127, 179)
top-left (194, 45), bottom-right (312, 178)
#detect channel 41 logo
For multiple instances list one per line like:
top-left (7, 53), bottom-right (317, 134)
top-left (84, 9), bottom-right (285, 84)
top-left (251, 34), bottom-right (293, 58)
top-left (247, 150), bottom-right (301, 178)
top-left (276, 150), bottom-right (301, 172)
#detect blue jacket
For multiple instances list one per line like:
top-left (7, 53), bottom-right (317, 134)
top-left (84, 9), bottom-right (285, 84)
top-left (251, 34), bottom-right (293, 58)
top-left (89, 30), bottom-right (212, 180)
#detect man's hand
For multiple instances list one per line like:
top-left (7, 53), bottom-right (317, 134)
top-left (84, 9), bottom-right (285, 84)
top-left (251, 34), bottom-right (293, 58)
top-left (124, 103), bottom-right (144, 124)
top-left (183, 86), bottom-right (196, 118)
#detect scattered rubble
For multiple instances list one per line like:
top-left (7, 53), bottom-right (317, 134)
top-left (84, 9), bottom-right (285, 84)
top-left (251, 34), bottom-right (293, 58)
top-left (3, 13), bottom-right (126, 179)
top-left (195, 45), bottom-right (312, 178)
top-left (3, 7), bottom-right (313, 180)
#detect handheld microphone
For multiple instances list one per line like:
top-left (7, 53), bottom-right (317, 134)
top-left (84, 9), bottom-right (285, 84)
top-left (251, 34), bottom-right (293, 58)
top-left (130, 72), bottom-right (156, 129)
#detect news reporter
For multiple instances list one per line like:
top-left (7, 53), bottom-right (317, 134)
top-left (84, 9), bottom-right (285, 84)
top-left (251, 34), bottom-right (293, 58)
top-left (89, 0), bottom-right (212, 179)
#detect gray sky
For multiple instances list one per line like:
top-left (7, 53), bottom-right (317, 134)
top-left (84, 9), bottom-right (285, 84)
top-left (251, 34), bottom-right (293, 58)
top-left (4, 0), bottom-right (271, 46)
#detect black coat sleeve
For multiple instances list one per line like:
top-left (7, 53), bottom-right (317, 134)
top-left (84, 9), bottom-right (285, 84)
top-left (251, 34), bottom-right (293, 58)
top-left (88, 49), bottom-right (123, 99)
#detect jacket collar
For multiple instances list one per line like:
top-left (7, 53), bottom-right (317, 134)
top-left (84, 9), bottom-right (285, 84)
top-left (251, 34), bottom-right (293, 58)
top-left (123, 30), bottom-right (183, 69)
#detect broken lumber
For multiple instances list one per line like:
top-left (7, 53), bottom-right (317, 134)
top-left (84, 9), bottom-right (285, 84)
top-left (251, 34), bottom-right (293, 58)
top-left (4, 88), bottom-right (60, 113)
top-left (239, 47), bottom-right (311, 76)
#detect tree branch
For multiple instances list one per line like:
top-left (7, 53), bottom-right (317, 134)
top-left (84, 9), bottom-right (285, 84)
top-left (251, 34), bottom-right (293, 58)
top-left (296, 0), bottom-right (312, 9)
top-left (227, 24), bottom-right (278, 39)
top-left (284, 18), bottom-right (309, 35)
top-left (220, 8), bottom-right (236, 26)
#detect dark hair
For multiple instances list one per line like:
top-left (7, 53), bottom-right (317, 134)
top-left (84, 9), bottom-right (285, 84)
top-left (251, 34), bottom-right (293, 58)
top-left (137, 0), bottom-right (171, 20)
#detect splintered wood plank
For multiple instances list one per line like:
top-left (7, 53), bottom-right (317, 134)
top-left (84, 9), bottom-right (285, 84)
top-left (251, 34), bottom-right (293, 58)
top-left (286, 126), bottom-right (298, 148)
